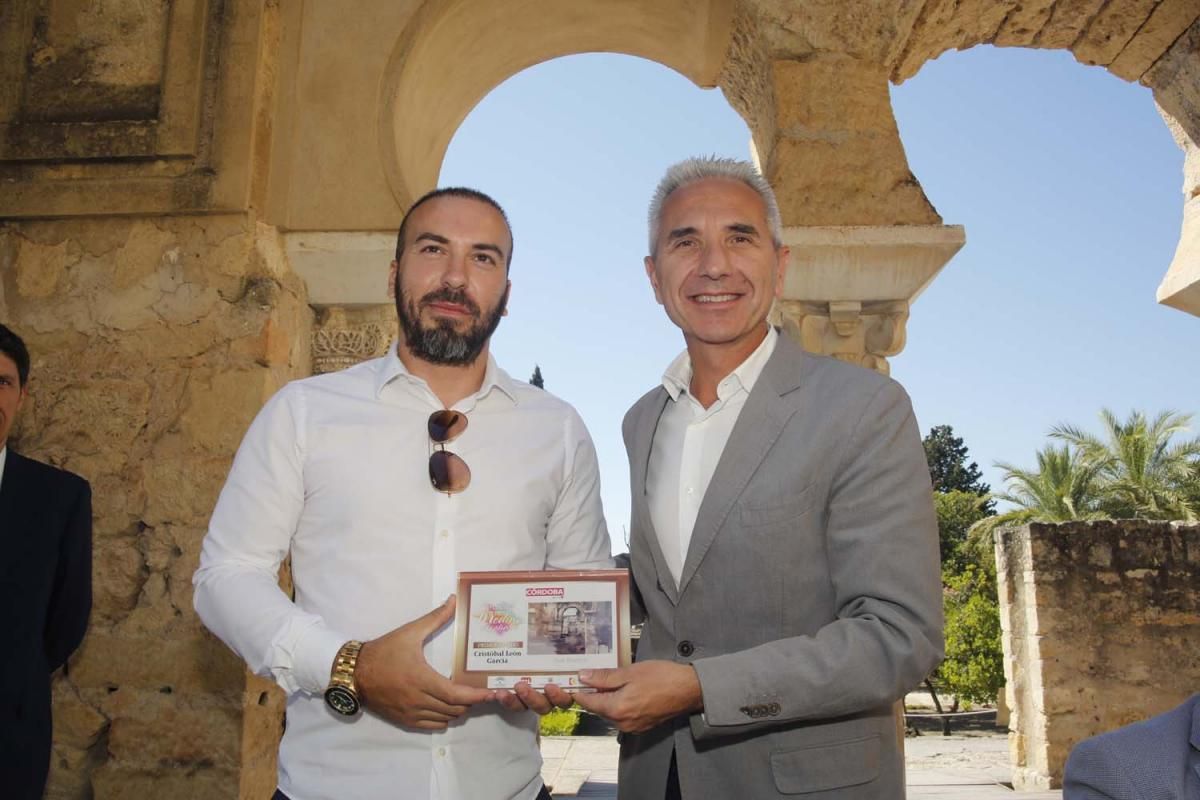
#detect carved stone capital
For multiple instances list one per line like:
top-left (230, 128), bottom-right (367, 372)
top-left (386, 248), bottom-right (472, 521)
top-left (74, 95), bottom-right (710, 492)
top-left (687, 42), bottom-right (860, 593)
top-left (773, 224), bottom-right (964, 372)
top-left (773, 299), bottom-right (908, 375)
top-left (311, 305), bottom-right (397, 375)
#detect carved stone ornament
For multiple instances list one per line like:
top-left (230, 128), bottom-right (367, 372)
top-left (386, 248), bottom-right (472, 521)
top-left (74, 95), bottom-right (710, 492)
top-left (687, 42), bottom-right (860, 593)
top-left (311, 306), bottom-right (397, 375)
top-left (773, 299), bottom-right (909, 375)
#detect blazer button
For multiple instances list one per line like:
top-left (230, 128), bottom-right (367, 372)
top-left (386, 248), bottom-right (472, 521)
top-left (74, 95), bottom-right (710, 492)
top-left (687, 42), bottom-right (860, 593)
top-left (677, 640), bottom-right (694, 658)
top-left (767, 702), bottom-right (781, 716)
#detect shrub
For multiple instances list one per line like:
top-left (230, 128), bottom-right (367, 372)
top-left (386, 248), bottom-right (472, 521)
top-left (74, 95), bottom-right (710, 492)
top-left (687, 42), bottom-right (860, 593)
top-left (938, 565), bottom-right (1005, 707)
top-left (539, 707), bottom-right (582, 737)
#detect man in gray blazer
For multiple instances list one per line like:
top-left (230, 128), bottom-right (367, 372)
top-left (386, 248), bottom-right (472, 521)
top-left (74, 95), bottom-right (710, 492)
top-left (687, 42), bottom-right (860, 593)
top-left (569, 157), bottom-right (944, 798)
top-left (1063, 693), bottom-right (1200, 799)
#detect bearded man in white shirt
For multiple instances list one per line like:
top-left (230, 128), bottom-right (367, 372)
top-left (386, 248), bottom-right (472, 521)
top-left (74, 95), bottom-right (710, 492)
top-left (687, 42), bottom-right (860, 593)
top-left (566, 158), bottom-right (943, 799)
top-left (194, 187), bottom-right (612, 800)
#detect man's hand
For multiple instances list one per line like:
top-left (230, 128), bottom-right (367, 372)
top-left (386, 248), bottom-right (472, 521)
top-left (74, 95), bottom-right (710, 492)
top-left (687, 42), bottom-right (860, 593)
top-left (572, 661), bottom-right (703, 733)
top-left (493, 682), bottom-right (576, 715)
top-left (355, 595), bottom-right (494, 730)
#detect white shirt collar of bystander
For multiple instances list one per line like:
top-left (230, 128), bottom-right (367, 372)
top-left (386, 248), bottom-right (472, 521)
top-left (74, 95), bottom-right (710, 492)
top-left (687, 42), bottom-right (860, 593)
top-left (374, 340), bottom-right (519, 406)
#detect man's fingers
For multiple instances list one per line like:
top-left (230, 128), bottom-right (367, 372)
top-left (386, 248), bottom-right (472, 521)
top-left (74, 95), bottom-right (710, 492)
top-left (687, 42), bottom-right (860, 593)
top-left (410, 595), bottom-right (458, 640)
top-left (578, 668), bottom-right (626, 690)
top-left (543, 684), bottom-right (576, 709)
top-left (410, 718), bottom-right (449, 731)
top-left (412, 708), bottom-right (456, 723)
top-left (571, 689), bottom-right (612, 716)
top-left (426, 673), bottom-right (495, 707)
top-left (513, 683), bottom-right (554, 714)
top-left (413, 692), bottom-right (472, 718)
top-left (494, 690), bottom-right (527, 712)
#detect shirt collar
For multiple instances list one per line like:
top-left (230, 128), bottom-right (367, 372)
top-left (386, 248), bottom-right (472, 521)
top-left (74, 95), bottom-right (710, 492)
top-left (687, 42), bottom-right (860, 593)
top-left (374, 341), bottom-right (519, 406)
top-left (661, 325), bottom-right (778, 402)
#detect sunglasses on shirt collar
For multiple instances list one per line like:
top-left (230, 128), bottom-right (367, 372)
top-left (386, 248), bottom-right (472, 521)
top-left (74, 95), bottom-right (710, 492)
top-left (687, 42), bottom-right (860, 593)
top-left (428, 409), bottom-right (470, 495)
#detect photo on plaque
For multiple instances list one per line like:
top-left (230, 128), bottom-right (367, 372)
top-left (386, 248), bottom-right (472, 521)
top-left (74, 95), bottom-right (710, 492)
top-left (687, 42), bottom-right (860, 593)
top-left (452, 569), bottom-right (631, 690)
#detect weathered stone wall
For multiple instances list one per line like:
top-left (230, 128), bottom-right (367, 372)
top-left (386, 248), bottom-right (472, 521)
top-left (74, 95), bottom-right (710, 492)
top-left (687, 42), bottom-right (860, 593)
top-left (995, 521), bottom-right (1200, 790)
top-left (0, 214), bottom-right (311, 798)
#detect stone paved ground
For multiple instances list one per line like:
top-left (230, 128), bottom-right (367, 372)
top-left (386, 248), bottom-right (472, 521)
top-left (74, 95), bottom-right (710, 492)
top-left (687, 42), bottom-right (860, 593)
top-left (541, 731), bottom-right (1063, 799)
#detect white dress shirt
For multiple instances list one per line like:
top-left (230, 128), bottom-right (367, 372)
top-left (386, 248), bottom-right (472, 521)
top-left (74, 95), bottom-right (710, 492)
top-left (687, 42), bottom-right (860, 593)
top-left (193, 345), bottom-right (612, 800)
top-left (647, 327), bottom-right (777, 586)
top-left (0, 445), bottom-right (7, 491)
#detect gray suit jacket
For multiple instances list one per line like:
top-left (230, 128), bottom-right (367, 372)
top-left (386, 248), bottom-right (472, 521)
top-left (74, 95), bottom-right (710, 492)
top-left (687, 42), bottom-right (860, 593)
top-left (618, 335), bottom-right (943, 799)
top-left (1063, 693), bottom-right (1200, 800)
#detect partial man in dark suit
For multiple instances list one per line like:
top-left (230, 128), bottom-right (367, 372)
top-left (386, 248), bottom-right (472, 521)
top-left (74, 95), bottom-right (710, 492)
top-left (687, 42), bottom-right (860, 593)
top-left (1064, 693), bottom-right (1200, 800)
top-left (566, 157), bottom-right (943, 799)
top-left (0, 323), bottom-right (93, 800)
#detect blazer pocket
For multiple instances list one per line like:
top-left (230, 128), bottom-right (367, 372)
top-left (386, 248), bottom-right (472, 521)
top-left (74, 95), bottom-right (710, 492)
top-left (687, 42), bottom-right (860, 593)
top-left (770, 734), bottom-right (880, 795)
top-left (738, 487), bottom-right (815, 528)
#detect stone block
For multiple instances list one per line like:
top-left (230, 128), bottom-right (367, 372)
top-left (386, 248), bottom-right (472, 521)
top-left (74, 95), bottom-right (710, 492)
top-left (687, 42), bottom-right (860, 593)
top-left (1109, 0), bottom-right (1200, 81)
top-left (70, 629), bottom-right (246, 697)
top-left (766, 57), bottom-right (940, 226)
top-left (140, 452), bottom-right (240, 529)
top-left (105, 691), bottom-right (241, 770)
top-left (92, 535), bottom-right (145, 624)
top-left (91, 763), bottom-right (238, 800)
top-left (113, 221), bottom-right (178, 290)
top-left (891, 0), bottom-right (1019, 82)
top-left (15, 236), bottom-right (74, 299)
top-left (993, 1), bottom-right (1056, 47)
top-left (51, 680), bottom-right (109, 750)
top-left (1072, 0), bottom-right (1159, 66)
top-left (1036, 0), bottom-right (1107, 49)
top-left (179, 367), bottom-right (276, 457)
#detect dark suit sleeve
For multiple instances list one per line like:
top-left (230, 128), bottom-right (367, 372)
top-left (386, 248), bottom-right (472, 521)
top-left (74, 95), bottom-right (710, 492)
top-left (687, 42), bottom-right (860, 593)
top-left (44, 478), bottom-right (92, 672)
top-left (1063, 736), bottom-right (1137, 800)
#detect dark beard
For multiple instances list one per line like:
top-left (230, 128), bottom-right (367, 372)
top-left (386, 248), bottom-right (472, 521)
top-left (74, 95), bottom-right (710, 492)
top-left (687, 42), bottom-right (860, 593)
top-left (396, 285), bottom-right (508, 366)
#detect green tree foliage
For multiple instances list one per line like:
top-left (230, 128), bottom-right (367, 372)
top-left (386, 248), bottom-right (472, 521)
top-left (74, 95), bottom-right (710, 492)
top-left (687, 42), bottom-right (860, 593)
top-left (970, 409), bottom-right (1200, 541)
top-left (969, 444), bottom-right (1107, 542)
top-left (922, 427), bottom-right (1004, 715)
top-left (938, 565), bottom-right (1005, 707)
top-left (1051, 409), bottom-right (1200, 521)
top-left (923, 425), bottom-right (991, 498)
top-left (529, 365), bottom-right (545, 389)
top-left (934, 491), bottom-right (992, 575)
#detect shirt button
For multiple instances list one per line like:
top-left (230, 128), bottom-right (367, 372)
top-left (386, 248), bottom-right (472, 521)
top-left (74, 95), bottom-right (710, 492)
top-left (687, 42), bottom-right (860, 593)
top-left (677, 640), bottom-right (694, 658)
top-left (437, 746), bottom-right (447, 757)
top-left (439, 529), bottom-right (449, 539)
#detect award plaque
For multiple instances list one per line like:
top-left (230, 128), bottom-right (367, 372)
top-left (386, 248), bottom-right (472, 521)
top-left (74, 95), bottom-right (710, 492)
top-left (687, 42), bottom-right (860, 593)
top-left (452, 569), bottom-right (632, 691)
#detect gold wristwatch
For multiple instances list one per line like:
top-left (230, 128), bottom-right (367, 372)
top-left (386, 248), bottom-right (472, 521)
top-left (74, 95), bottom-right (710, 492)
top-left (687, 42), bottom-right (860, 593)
top-left (324, 640), bottom-right (364, 716)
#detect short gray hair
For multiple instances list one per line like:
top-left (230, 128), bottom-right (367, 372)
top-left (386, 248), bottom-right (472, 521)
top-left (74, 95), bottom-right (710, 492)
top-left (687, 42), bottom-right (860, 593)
top-left (647, 156), bottom-right (783, 255)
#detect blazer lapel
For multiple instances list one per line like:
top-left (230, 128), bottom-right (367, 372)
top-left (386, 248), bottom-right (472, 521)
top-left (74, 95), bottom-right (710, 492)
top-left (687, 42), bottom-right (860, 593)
top-left (0, 450), bottom-right (29, 566)
top-left (630, 389), bottom-right (680, 604)
top-left (677, 336), bottom-right (806, 595)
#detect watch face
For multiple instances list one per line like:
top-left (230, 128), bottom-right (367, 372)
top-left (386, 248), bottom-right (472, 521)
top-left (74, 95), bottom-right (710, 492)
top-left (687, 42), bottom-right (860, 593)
top-left (325, 685), bottom-right (360, 716)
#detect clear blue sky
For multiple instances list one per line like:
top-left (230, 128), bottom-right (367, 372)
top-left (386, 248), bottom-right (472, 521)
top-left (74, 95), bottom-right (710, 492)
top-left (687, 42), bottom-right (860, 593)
top-left (440, 46), bottom-right (1199, 550)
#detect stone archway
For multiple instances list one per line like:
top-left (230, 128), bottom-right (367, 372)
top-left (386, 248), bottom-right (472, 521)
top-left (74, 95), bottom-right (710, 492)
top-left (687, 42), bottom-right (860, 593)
top-left (377, 0), bottom-right (735, 208)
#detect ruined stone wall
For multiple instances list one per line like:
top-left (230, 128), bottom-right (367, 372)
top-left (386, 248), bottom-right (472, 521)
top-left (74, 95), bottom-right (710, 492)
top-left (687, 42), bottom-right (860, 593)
top-left (0, 214), bottom-right (310, 798)
top-left (995, 521), bottom-right (1200, 790)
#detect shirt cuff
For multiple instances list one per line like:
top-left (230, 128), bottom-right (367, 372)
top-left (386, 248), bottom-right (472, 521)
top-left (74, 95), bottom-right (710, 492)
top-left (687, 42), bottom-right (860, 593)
top-left (291, 624), bottom-right (351, 695)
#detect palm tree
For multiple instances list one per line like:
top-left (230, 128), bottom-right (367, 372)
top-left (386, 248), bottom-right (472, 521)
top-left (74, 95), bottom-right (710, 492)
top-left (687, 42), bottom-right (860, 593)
top-left (1051, 409), bottom-right (1200, 521)
top-left (967, 445), bottom-right (1107, 544)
